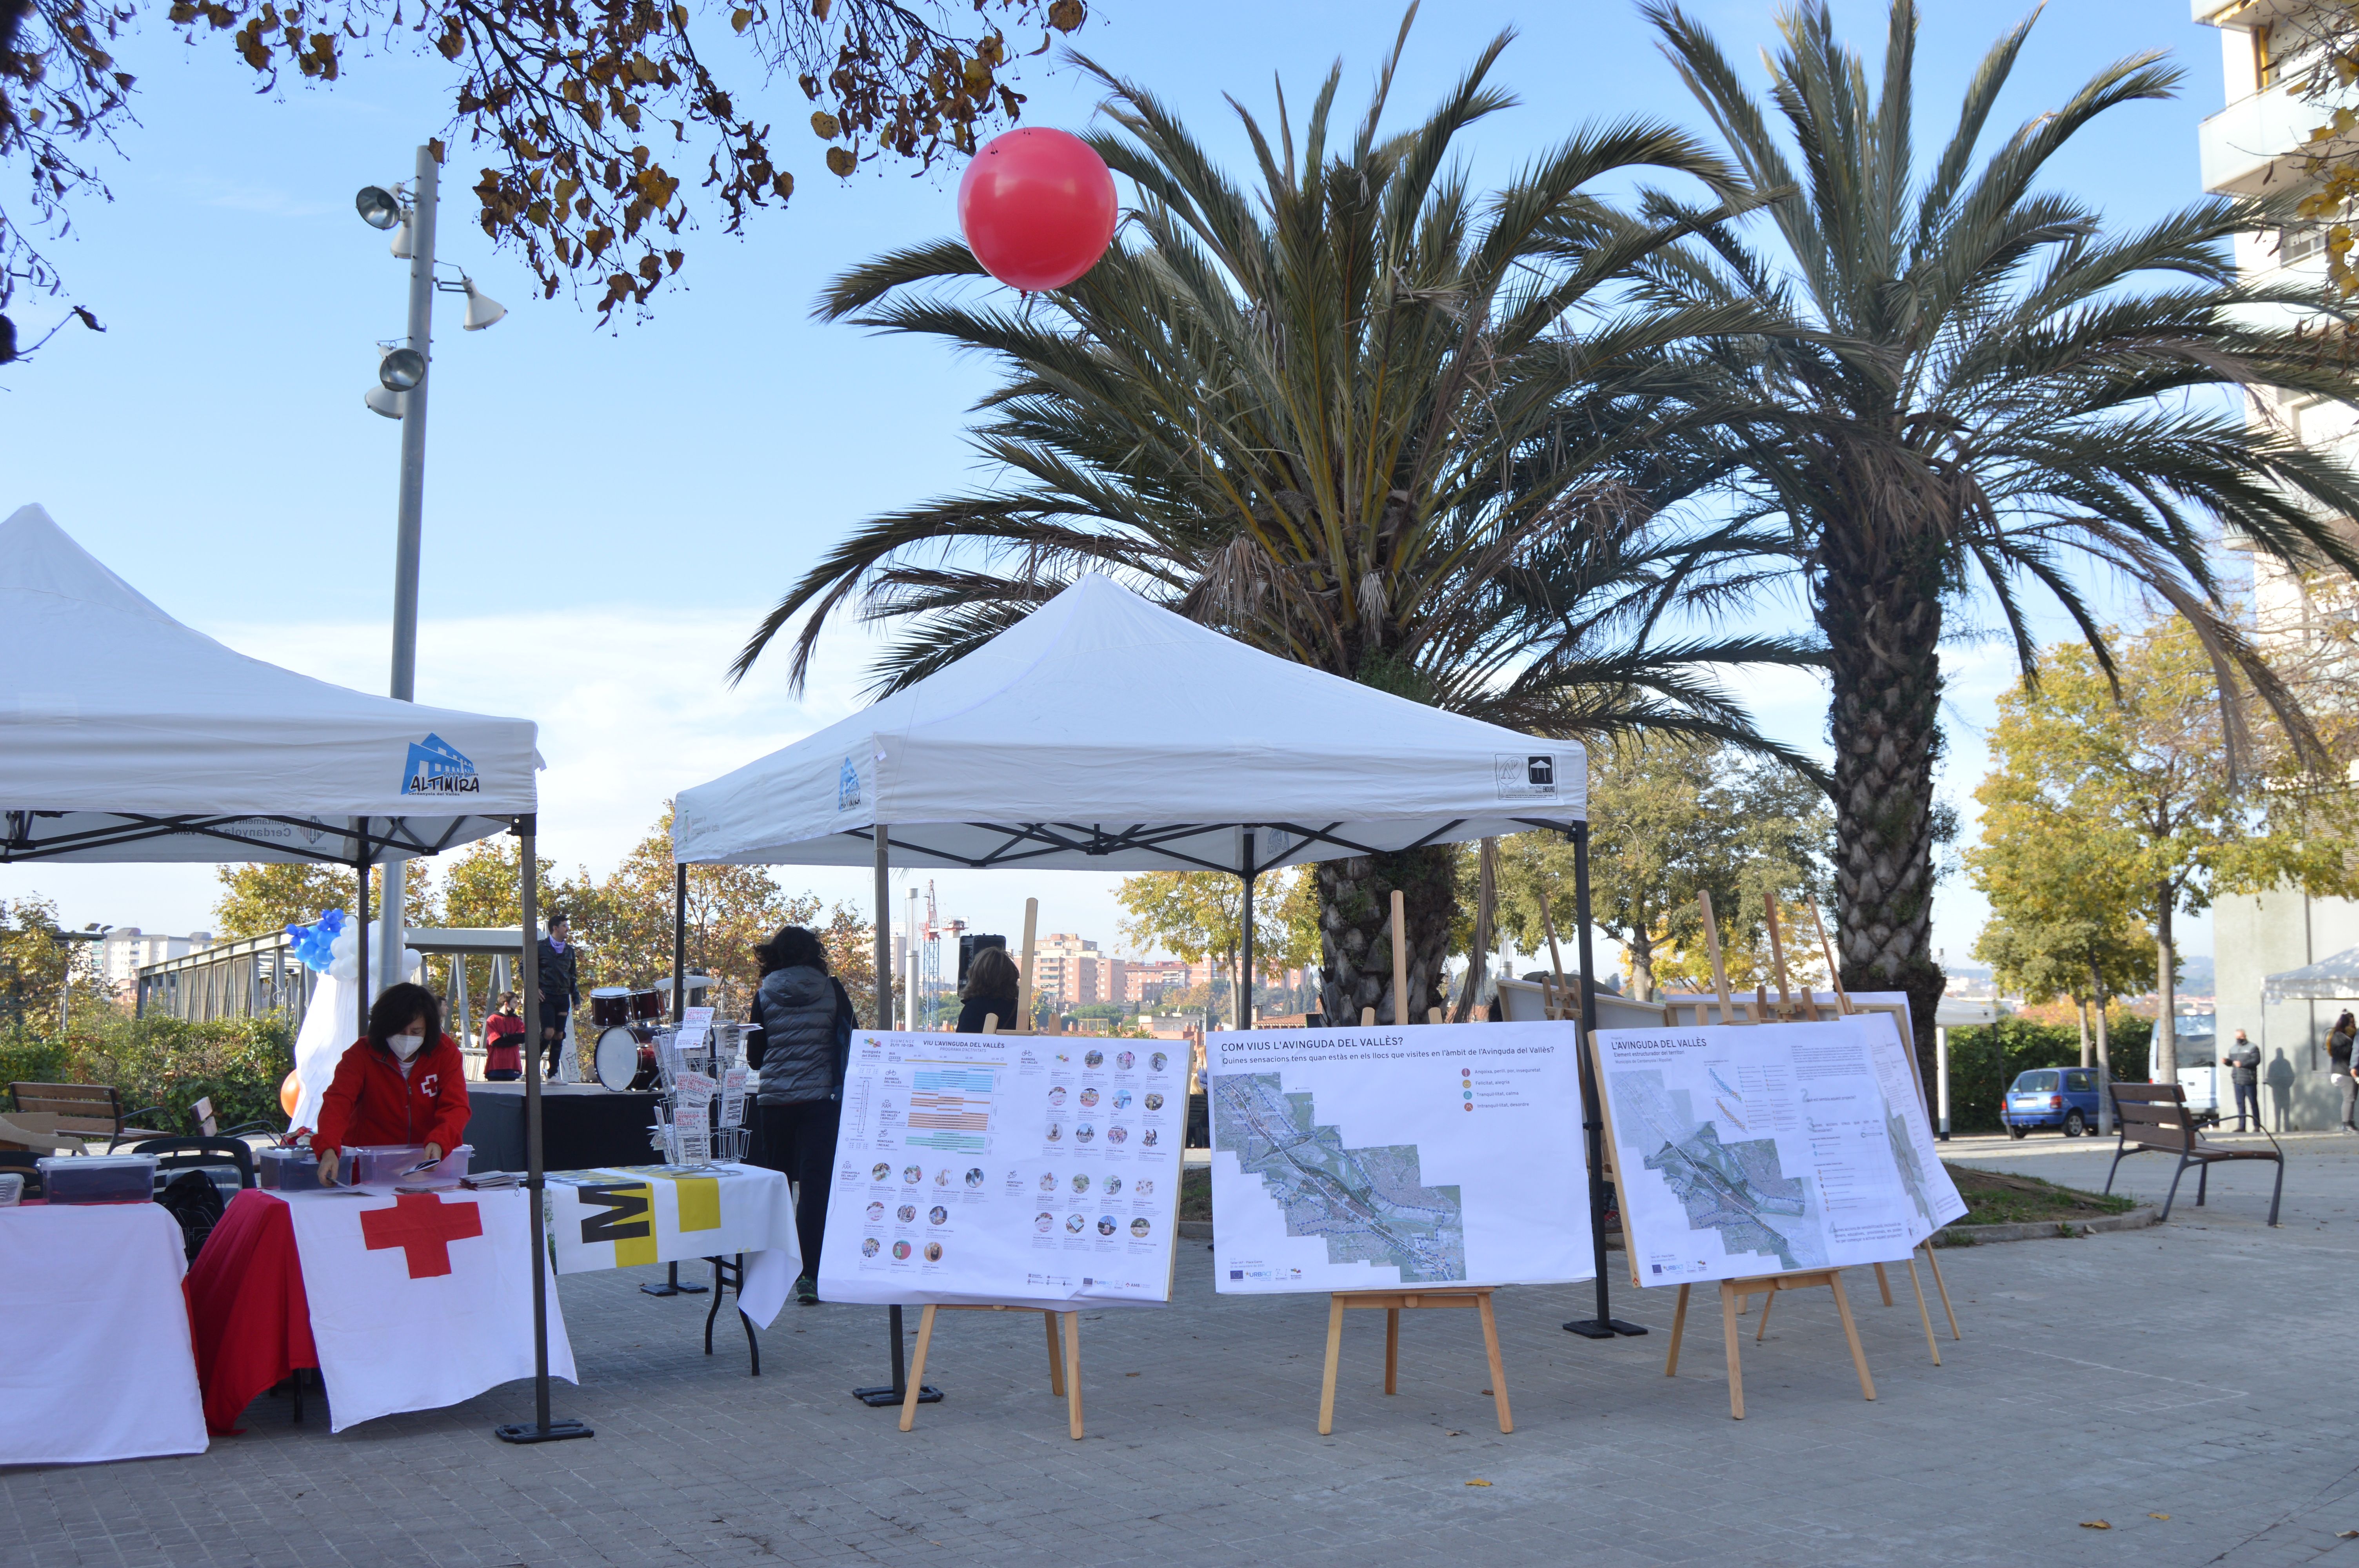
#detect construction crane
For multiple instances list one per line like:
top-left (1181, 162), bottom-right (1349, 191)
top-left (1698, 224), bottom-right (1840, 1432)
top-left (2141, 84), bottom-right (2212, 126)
top-left (919, 880), bottom-right (964, 1029)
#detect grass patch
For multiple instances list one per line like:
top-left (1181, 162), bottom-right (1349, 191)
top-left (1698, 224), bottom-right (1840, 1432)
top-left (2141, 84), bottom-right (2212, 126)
top-left (1944, 1163), bottom-right (2136, 1227)
top-left (1179, 1165), bottom-right (1210, 1221)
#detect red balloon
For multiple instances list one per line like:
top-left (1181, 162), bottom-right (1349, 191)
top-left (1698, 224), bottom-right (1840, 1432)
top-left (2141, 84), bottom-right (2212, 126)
top-left (958, 127), bottom-right (1118, 292)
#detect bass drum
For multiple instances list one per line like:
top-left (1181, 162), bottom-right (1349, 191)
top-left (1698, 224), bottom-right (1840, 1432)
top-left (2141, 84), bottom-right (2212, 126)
top-left (596, 1025), bottom-right (651, 1091)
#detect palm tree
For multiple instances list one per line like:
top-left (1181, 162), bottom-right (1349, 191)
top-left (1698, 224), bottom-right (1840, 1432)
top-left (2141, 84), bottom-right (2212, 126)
top-left (1643, 0), bottom-right (2359, 1081)
top-left (732, 14), bottom-right (1824, 1025)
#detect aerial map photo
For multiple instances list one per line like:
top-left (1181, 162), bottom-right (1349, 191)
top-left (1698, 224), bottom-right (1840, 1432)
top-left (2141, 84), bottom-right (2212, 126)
top-left (1611, 1068), bottom-right (1825, 1272)
top-left (1212, 1073), bottom-right (1466, 1281)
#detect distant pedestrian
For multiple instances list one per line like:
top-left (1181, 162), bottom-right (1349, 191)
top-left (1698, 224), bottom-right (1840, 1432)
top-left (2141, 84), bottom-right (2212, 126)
top-left (537, 913), bottom-right (578, 1080)
top-left (2223, 1030), bottom-right (2261, 1133)
top-left (482, 992), bottom-right (524, 1082)
top-left (2330, 1011), bottom-right (2357, 1132)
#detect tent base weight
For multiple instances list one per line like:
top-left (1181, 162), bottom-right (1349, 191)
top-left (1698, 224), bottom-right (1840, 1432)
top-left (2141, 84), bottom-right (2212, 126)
top-left (494, 1419), bottom-right (594, 1444)
top-left (1563, 1318), bottom-right (1648, 1338)
top-left (853, 1384), bottom-right (941, 1408)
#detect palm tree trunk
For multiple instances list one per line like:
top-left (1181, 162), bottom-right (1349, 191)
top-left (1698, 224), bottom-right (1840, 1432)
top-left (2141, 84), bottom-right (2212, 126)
top-left (1821, 530), bottom-right (1947, 1094)
top-left (1316, 848), bottom-right (1456, 1025)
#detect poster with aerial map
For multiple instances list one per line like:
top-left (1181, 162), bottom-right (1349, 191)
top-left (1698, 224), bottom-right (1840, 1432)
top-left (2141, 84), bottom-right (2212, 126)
top-left (815, 1029), bottom-right (1184, 1308)
top-left (1205, 1021), bottom-right (1594, 1295)
top-left (1593, 1021), bottom-right (1922, 1286)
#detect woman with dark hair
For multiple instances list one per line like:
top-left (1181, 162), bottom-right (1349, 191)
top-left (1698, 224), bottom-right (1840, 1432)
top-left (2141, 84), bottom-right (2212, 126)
top-left (2331, 1010), bottom-right (2358, 1132)
top-left (748, 926), bottom-right (857, 1303)
top-left (482, 991), bottom-right (525, 1081)
top-left (313, 980), bottom-right (471, 1186)
top-left (957, 945), bottom-right (1021, 1033)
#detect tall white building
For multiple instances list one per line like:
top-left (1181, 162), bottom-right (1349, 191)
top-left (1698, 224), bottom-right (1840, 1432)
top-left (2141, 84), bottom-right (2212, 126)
top-left (2199, 0), bottom-right (2359, 1129)
top-left (100, 927), bottom-right (212, 990)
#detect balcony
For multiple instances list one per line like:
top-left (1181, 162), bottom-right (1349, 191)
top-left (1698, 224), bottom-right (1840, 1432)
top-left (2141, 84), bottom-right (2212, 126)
top-left (2200, 84), bottom-right (2328, 194)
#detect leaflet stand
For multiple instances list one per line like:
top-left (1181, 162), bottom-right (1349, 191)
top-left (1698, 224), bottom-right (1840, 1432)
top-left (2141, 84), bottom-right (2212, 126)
top-left (1593, 895), bottom-right (1876, 1420)
top-left (1318, 894), bottom-right (1521, 1435)
top-left (899, 1303), bottom-right (1084, 1438)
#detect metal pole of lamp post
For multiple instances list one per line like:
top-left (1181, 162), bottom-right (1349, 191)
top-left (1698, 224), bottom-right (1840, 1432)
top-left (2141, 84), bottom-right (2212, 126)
top-left (1936, 1024), bottom-right (1951, 1140)
top-left (375, 143), bottom-right (439, 1004)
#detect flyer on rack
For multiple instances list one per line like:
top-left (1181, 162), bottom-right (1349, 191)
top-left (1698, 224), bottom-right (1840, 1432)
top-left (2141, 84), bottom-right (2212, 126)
top-left (1205, 1021), bottom-right (1594, 1294)
top-left (815, 1029), bottom-right (1184, 1307)
top-left (1594, 1021), bottom-right (1920, 1286)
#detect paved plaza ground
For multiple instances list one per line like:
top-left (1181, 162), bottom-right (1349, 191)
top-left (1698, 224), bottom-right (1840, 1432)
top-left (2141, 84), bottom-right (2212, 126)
top-left (5, 1128), bottom-right (2355, 1568)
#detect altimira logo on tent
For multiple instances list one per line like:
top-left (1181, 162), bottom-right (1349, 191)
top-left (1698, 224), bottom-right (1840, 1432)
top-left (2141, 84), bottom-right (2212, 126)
top-left (402, 733), bottom-right (481, 795)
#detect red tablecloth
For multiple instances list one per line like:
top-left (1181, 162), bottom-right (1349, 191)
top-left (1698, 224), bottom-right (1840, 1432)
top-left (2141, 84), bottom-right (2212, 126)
top-left (185, 1189), bottom-right (315, 1434)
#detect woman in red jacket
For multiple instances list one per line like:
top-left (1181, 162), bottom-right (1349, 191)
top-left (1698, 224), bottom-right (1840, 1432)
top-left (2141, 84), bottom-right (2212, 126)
top-left (481, 992), bottom-right (525, 1080)
top-left (314, 981), bottom-right (471, 1186)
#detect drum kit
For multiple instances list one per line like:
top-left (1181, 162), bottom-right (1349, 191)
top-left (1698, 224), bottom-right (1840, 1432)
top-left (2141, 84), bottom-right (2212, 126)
top-left (590, 985), bottom-right (663, 1091)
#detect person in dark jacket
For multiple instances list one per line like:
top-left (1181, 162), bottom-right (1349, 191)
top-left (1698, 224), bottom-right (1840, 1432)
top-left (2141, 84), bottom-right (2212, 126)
top-left (956, 945), bottom-right (1021, 1033)
top-left (537, 913), bottom-right (579, 1079)
top-left (748, 926), bottom-right (855, 1304)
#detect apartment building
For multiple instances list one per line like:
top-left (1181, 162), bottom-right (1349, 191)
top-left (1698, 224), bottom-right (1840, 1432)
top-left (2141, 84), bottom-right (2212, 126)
top-left (100, 927), bottom-right (213, 990)
top-left (2198, 0), bottom-right (2359, 1129)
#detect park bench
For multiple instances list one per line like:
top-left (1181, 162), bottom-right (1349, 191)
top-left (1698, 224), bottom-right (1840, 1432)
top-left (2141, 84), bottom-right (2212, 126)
top-left (2105, 1081), bottom-right (2283, 1227)
top-left (7, 1082), bottom-right (167, 1146)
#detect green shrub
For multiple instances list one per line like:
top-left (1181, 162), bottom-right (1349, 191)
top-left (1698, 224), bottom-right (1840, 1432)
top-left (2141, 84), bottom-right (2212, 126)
top-left (4, 1010), bottom-right (293, 1134)
top-left (1943, 1016), bottom-right (2151, 1132)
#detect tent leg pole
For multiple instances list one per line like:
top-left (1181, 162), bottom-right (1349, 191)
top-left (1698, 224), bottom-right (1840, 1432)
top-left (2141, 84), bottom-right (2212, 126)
top-left (1564, 821), bottom-right (1645, 1339)
top-left (354, 831), bottom-right (370, 1055)
top-left (498, 817), bottom-right (591, 1445)
top-left (1240, 830), bottom-right (1256, 1030)
top-left (874, 827), bottom-right (891, 1031)
top-left (673, 862), bottom-right (687, 1024)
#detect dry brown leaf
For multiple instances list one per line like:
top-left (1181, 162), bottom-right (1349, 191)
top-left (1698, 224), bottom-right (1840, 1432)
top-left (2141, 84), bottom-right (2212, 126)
top-left (2079, 1521), bottom-right (2111, 1530)
top-left (1465, 1479), bottom-right (1492, 1488)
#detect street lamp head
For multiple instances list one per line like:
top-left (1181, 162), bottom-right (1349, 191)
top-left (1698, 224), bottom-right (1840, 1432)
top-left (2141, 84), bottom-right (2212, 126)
top-left (460, 277), bottom-right (506, 332)
top-left (364, 384), bottom-right (407, 419)
top-left (355, 185), bottom-right (403, 230)
top-left (378, 347), bottom-right (426, 392)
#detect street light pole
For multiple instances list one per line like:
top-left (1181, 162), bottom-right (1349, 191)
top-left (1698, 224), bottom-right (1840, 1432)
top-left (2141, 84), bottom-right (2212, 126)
top-left (376, 144), bottom-right (440, 998)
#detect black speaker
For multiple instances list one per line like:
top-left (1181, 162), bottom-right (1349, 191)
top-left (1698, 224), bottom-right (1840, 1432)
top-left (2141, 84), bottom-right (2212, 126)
top-left (958, 933), bottom-right (1007, 987)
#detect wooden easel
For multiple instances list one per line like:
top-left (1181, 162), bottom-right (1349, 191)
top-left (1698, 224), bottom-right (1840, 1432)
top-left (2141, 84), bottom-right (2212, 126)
top-left (1318, 1286), bottom-right (1512, 1436)
top-left (1319, 890), bottom-right (1519, 1436)
top-left (1593, 893), bottom-right (1879, 1419)
top-left (899, 1302), bottom-right (1084, 1439)
top-left (1799, 902), bottom-right (1962, 1355)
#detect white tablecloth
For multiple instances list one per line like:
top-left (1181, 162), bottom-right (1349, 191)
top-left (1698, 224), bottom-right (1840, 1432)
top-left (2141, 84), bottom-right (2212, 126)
top-left (0, 1203), bottom-right (207, 1465)
top-left (545, 1163), bottom-right (798, 1327)
top-left (282, 1187), bottom-right (576, 1433)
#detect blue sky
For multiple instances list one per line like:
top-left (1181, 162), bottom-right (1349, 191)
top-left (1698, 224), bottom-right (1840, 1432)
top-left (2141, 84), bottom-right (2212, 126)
top-left (1, 0), bottom-right (2243, 975)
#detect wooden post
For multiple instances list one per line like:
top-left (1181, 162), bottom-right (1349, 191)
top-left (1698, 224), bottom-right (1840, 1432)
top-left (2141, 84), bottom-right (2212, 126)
top-left (1697, 891), bottom-right (1737, 1025)
top-left (1016, 898), bottom-right (1039, 1034)
top-left (1539, 899), bottom-right (1570, 1022)
top-left (1808, 903), bottom-right (1849, 1017)
top-left (1389, 888), bottom-right (1410, 1026)
top-left (1765, 895), bottom-right (1814, 1021)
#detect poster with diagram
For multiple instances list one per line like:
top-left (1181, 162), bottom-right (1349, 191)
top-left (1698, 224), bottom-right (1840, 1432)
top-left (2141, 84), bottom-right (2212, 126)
top-left (815, 1029), bottom-right (1184, 1307)
top-left (1205, 1021), bottom-right (1594, 1294)
top-left (1593, 1020), bottom-right (1922, 1286)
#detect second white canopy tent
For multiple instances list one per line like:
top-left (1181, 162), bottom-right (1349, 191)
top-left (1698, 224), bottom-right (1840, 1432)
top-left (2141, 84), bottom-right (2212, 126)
top-left (671, 573), bottom-right (1594, 1027)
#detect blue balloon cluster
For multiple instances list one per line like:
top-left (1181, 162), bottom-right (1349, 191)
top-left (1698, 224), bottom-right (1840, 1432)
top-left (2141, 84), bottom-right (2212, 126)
top-left (285, 907), bottom-right (349, 973)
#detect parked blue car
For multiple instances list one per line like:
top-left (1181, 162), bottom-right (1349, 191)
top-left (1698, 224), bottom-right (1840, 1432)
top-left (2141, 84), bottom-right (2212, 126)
top-left (2001, 1066), bottom-right (2103, 1138)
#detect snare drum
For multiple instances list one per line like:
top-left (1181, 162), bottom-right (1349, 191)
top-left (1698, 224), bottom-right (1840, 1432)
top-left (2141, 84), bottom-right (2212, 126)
top-left (629, 986), bottom-right (664, 1023)
top-left (589, 987), bottom-right (633, 1028)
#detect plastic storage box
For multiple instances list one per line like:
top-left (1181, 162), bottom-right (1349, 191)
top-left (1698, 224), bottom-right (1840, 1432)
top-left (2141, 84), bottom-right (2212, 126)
top-left (38, 1153), bottom-right (157, 1205)
top-left (257, 1146), bottom-right (322, 1191)
top-left (342, 1143), bottom-right (473, 1186)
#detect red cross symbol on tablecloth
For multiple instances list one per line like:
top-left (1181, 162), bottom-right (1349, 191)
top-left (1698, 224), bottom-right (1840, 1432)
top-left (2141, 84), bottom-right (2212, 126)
top-left (358, 1191), bottom-right (484, 1279)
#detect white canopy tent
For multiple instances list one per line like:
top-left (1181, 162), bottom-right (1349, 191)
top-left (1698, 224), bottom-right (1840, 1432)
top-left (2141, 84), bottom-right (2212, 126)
top-left (674, 573), bottom-right (1643, 1338)
top-left (2264, 947), bottom-right (2359, 1004)
top-left (2, 502), bottom-right (582, 1443)
top-left (674, 573), bottom-right (1586, 879)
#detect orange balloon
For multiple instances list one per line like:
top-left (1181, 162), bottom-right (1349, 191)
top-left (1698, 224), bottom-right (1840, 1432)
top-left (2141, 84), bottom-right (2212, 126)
top-left (280, 1070), bottom-right (301, 1118)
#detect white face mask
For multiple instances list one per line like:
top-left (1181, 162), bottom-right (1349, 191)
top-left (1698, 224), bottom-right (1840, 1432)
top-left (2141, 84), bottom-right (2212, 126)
top-left (389, 1029), bottom-right (427, 1061)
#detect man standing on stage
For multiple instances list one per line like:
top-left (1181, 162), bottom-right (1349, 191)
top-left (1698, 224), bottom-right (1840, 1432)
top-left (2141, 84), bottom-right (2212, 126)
top-left (538, 911), bottom-right (579, 1080)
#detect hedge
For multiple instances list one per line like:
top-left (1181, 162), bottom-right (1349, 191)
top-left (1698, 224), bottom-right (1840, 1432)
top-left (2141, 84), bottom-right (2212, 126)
top-left (1941, 1016), bottom-right (2152, 1132)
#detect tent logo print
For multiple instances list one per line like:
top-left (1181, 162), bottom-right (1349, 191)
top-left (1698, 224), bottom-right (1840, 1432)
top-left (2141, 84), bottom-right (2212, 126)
top-left (1493, 752), bottom-right (1559, 800)
top-left (837, 755), bottom-right (861, 812)
top-left (402, 733), bottom-right (480, 795)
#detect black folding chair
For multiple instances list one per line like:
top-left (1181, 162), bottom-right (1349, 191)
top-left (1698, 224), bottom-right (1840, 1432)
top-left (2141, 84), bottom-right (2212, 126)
top-left (130, 1136), bottom-right (258, 1200)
